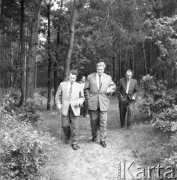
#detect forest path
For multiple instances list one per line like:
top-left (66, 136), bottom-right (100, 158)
top-left (41, 98), bottom-right (139, 180)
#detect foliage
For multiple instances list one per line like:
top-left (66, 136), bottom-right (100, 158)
top-left (144, 15), bottom-right (177, 86)
top-left (0, 100), bottom-right (55, 179)
top-left (2, 89), bottom-right (20, 115)
top-left (17, 100), bottom-right (43, 126)
top-left (2, 89), bottom-right (43, 125)
top-left (137, 75), bottom-right (177, 133)
top-left (163, 133), bottom-right (177, 167)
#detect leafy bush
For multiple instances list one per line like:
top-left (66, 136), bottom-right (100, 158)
top-left (2, 89), bottom-right (20, 115)
top-left (17, 100), bottom-right (43, 126)
top-left (2, 89), bottom-right (43, 125)
top-left (163, 133), bottom-right (177, 168)
top-left (137, 75), bottom-right (177, 133)
top-left (0, 111), bottom-right (55, 179)
top-left (36, 88), bottom-right (47, 97)
top-left (0, 89), bottom-right (55, 179)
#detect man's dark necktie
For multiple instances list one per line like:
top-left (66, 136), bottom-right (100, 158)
top-left (99, 75), bottom-right (102, 90)
top-left (69, 83), bottom-right (73, 99)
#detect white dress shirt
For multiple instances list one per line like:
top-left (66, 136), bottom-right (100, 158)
top-left (126, 79), bottom-right (131, 94)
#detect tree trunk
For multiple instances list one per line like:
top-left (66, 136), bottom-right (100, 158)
top-left (19, 0), bottom-right (26, 106)
top-left (174, 68), bottom-right (176, 89)
top-left (26, 0), bottom-right (42, 100)
top-left (112, 55), bottom-right (116, 83)
top-left (47, 2), bottom-right (52, 110)
top-left (53, 31), bottom-right (60, 109)
top-left (143, 41), bottom-right (147, 75)
top-left (119, 45), bottom-right (122, 79)
top-left (63, 0), bottom-right (77, 81)
top-left (0, 0), bottom-right (2, 19)
top-left (112, 36), bottom-right (117, 83)
top-left (132, 46), bottom-right (135, 73)
top-left (53, 0), bottom-right (63, 109)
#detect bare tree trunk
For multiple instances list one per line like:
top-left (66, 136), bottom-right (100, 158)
top-left (132, 45), bottom-right (135, 73)
top-left (112, 37), bottom-right (117, 83)
top-left (26, 0), bottom-right (42, 100)
top-left (174, 69), bottom-right (176, 89)
top-left (63, 0), bottom-right (77, 81)
top-left (119, 45), bottom-right (122, 79)
top-left (112, 55), bottom-right (116, 83)
top-left (0, 0), bottom-right (2, 19)
top-left (47, 1), bottom-right (52, 110)
top-left (53, 0), bottom-right (63, 109)
top-left (143, 41), bottom-right (147, 75)
top-left (53, 31), bottom-right (60, 109)
top-left (19, 0), bottom-right (26, 106)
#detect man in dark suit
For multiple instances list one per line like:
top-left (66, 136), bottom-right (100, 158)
top-left (117, 69), bottom-right (138, 129)
top-left (84, 62), bottom-right (116, 148)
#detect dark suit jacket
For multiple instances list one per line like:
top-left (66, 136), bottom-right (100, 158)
top-left (117, 77), bottom-right (138, 104)
top-left (84, 73), bottom-right (116, 111)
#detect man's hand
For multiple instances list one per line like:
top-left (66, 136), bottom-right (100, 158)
top-left (106, 89), bottom-right (113, 95)
top-left (106, 89), bottom-right (110, 94)
top-left (57, 104), bottom-right (62, 110)
top-left (74, 102), bottom-right (80, 108)
top-left (106, 87), bottom-right (115, 94)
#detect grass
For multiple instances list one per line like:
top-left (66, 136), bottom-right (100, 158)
top-left (34, 93), bottom-right (177, 179)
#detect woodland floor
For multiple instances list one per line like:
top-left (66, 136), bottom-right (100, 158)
top-left (39, 97), bottom-right (140, 180)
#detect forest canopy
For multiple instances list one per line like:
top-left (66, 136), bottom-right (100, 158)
top-left (0, 0), bottom-right (177, 109)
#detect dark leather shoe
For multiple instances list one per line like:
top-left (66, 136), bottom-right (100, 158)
top-left (71, 144), bottom-right (80, 150)
top-left (100, 141), bottom-right (106, 148)
top-left (92, 137), bottom-right (97, 142)
top-left (64, 139), bottom-right (69, 144)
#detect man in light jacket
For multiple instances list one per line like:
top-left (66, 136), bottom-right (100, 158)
top-left (55, 70), bottom-right (84, 150)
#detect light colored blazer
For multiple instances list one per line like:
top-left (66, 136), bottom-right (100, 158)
top-left (55, 81), bottom-right (84, 116)
top-left (84, 73), bottom-right (116, 111)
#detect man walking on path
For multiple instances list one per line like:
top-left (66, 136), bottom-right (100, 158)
top-left (84, 62), bottom-right (116, 148)
top-left (117, 69), bottom-right (138, 129)
top-left (55, 70), bottom-right (84, 150)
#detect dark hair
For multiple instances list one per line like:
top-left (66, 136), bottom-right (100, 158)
top-left (126, 69), bottom-right (133, 75)
top-left (69, 69), bottom-right (78, 76)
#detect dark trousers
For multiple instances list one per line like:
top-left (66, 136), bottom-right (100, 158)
top-left (89, 109), bottom-right (107, 141)
top-left (62, 106), bottom-right (79, 145)
top-left (81, 100), bottom-right (89, 116)
top-left (119, 102), bottom-right (134, 128)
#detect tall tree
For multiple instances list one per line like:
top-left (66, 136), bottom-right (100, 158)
top-left (46, 0), bottom-right (52, 110)
top-left (63, 0), bottom-right (78, 80)
top-left (26, 0), bottom-right (42, 100)
top-left (19, 0), bottom-right (26, 106)
top-left (0, 0), bottom-right (2, 18)
top-left (53, 0), bottom-right (63, 109)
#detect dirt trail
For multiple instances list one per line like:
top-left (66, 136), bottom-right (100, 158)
top-left (42, 98), bottom-right (139, 180)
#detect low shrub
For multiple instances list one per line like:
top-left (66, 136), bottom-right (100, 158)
top-left (17, 100), bottom-right (43, 126)
top-left (0, 89), bottom-right (55, 179)
top-left (2, 89), bottom-right (43, 125)
top-left (163, 133), bottom-right (177, 167)
top-left (137, 75), bottom-right (177, 133)
top-left (0, 112), bottom-right (55, 180)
